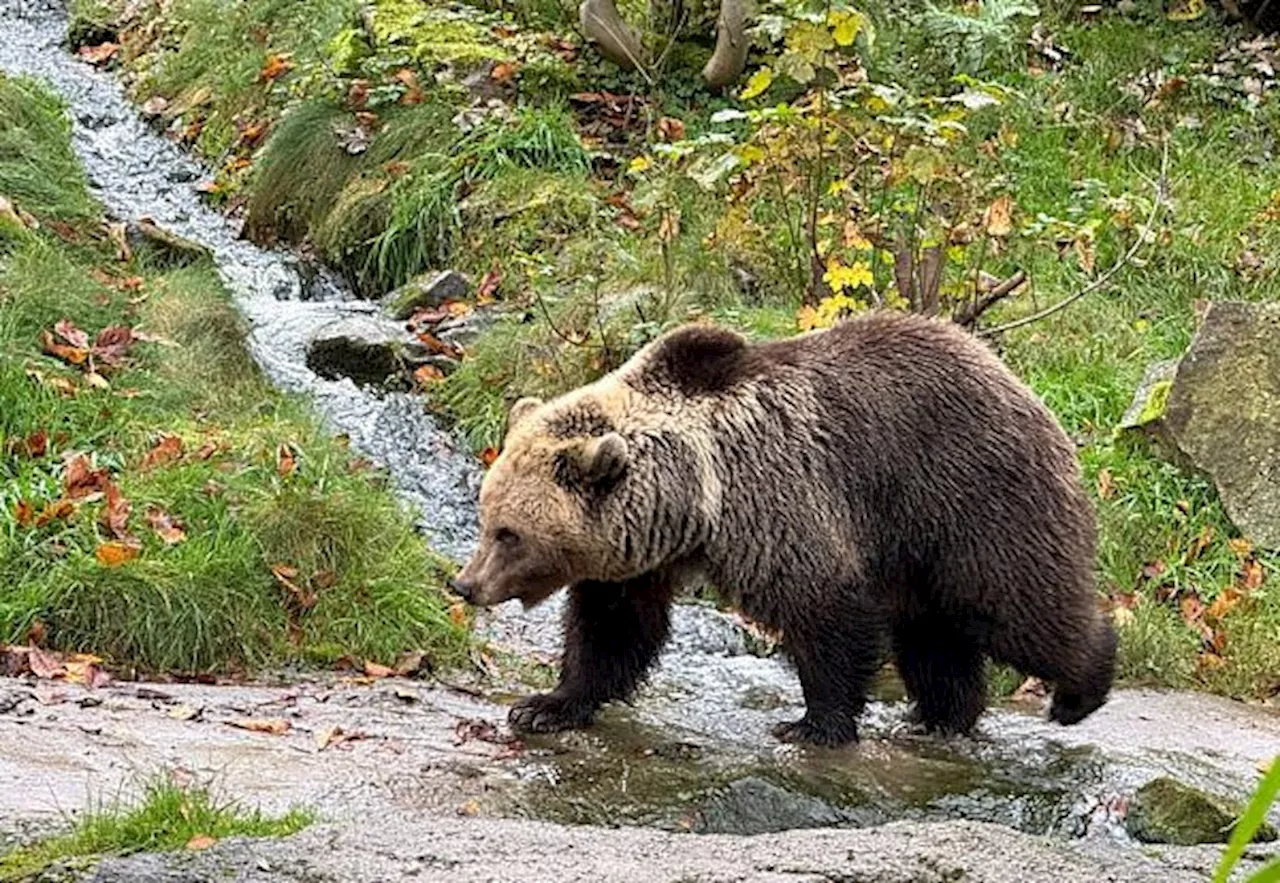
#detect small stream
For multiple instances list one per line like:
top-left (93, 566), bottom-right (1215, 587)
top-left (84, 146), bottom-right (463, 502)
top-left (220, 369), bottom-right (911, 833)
top-left (2, 0), bottom-right (1279, 856)
top-left (0, 0), bottom-right (481, 561)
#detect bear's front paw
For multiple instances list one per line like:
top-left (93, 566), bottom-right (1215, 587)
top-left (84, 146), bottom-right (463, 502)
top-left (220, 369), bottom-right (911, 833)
top-left (771, 714), bottom-right (858, 747)
top-left (509, 693), bottom-right (596, 734)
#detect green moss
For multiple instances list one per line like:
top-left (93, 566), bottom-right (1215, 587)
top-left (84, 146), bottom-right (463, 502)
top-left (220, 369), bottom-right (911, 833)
top-left (1135, 379), bottom-right (1173, 426)
top-left (372, 0), bottom-right (507, 67)
top-left (1125, 777), bottom-right (1278, 846)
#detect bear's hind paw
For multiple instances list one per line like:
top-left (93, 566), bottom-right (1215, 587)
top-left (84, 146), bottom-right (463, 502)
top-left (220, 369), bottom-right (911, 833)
top-left (509, 693), bottom-right (596, 734)
top-left (770, 714), bottom-right (858, 747)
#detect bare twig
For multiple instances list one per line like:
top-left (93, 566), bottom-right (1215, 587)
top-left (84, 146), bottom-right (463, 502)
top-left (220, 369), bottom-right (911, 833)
top-left (534, 288), bottom-right (593, 348)
top-left (953, 269), bottom-right (1027, 328)
top-left (979, 136), bottom-right (1171, 338)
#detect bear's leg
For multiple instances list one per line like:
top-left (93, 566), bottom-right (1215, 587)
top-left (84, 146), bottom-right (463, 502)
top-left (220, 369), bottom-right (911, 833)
top-left (771, 597), bottom-right (885, 747)
top-left (891, 616), bottom-right (987, 735)
top-left (509, 571), bottom-right (674, 734)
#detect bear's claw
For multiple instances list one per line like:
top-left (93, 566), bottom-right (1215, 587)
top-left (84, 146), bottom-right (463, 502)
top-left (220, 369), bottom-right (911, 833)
top-left (509, 693), bottom-right (595, 734)
top-left (770, 714), bottom-right (858, 747)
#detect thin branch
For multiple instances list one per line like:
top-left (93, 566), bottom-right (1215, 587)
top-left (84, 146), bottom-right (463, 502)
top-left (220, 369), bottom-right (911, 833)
top-left (953, 269), bottom-right (1027, 328)
top-left (979, 136), bottom-right (1170, 338)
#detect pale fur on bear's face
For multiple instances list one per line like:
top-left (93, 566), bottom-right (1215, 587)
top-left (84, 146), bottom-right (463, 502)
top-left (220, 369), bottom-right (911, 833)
top-left (455, 395), bottom-right (642, 608)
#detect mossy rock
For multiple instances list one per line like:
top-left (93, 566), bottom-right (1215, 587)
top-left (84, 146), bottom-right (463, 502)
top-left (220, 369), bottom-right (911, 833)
top-left (1125, 777), bottom-right (1279, 845)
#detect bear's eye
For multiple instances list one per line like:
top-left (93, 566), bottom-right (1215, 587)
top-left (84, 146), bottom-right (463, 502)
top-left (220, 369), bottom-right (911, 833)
top-left (494, 527), bottom-right (521, 548)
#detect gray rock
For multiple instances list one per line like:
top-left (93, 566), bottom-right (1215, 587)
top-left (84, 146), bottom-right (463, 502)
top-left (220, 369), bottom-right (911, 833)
top-left (1119, 359), bottom-right (1177, 436)
top-left (694, 776), bottom-right (852, 835)
top-left (383, 270), bottom-right (470, 320)
top-left (305, 315), bottom-right (418, 386)
top-left (1125, 776), bottom-right (1278, 845)
top-left (1162, 301), bottom-right (1280, 549)
top-left (126, 216), bottom-right (211, 266)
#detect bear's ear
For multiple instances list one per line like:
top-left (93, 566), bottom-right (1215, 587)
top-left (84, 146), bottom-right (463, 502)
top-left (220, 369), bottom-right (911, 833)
top-left (507, 397), bottom-right (543, 433)
top-left (641, 324), bottom-right (750, 395)
top-left (557, 432), bottom-right (629, 490)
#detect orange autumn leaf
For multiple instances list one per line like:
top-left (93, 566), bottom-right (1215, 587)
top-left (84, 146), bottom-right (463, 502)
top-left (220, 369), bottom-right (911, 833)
top-left (41, 329), bottom-right (89, 366)
top-left (1206, 587), bottom-right (1242, 622)
top-left (186, 834), bottom-right (217, 851)
top-left (1241, 558), bottom-right (1265, 591)
top-left (277, 444), bottom-right (297, 477)
top-left (363, 660), bottom-right (394, 678)
top-left (490, 62), bottom-right (518, 85)
top-left (141, 434), bottom-right (184, 470)
top-left (258, 53), bottom-right (293, 82)
top-left (479, 447), bottom-right (499, 468)
top-left (413, 364), bottom-right (445, 386)
top-left (64, 454), bottom-right (110, 499)
top-left (34, 498), bottom-right (76, 526)
top-left (447, 600), bottom-right (469, 628)
top-left (1228, 538), bottom-right (1253, 558)
top-left (96, 540), bottom-right (140, 567)
top-left (14, 499), bottom-right (35, 527)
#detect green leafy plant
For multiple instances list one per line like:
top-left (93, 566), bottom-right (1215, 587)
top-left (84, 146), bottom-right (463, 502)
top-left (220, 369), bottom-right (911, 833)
top-left (920, 0), bottom-right (1040, 75)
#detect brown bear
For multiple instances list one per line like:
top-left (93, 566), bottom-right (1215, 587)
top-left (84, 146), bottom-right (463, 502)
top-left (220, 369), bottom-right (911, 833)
top-left (454, 314), bottom-right (1117, 745)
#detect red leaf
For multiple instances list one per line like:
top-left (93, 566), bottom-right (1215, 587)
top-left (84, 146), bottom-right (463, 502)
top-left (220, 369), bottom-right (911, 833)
top-left (102, 481), bottom-right (132, 539)
top-left (93, 325), bottom-right (135, 366)
top-left (476, 267), bottom-right (502, 304)
top-left (141, 434), bottom-right (184, 470)
top-left (479, 447), bottom-right (499, 468)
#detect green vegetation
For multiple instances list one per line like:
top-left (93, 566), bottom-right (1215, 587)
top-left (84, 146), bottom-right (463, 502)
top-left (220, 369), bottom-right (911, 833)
top-left (0, 774), bottom-right (312, 881)
top-left (0, 73), bottom-right (468, 673)
top-left (60, 0), bottom-right (1280, 699)
top-left (1215, 756), bottom-right (1280, 883)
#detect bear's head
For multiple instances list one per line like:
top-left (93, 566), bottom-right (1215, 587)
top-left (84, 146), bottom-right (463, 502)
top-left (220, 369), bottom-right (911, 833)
top-left (453, 394), bottom-right (642, 608)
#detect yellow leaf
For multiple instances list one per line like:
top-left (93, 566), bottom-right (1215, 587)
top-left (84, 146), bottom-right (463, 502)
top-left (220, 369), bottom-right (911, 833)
top-left (740, 67), bottom-right (773, 101)
top-left (627, 155), bottom-right (651, 174)
top-left (737, 144), bottom-right (766, 165)
top-left (829, 10), bottom-right (863, 47)
top-left (823, 259), bottom-right (874, 292)
top-left (796, 305), bottom-right (820, 332)
top-left (1166, 0), bottom-right (1206, 20)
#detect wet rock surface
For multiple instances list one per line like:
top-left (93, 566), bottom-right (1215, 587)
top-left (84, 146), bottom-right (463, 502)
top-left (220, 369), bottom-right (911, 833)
top-left (1126, 777), bottom-right (1278, 846)
top-left (383, 269), bottom-right (471, 320)
top-left (306, 313), bottom-right (421, 386)
top-left (1163, 300), bottom-right (1280, 549)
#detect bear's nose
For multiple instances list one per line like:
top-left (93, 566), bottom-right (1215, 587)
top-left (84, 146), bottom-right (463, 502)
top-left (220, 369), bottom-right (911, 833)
top-left (450, 577), bottom-right (476, 603)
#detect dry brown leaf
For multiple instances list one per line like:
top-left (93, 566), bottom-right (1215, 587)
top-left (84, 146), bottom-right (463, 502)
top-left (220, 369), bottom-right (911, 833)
top-left (102, 481), bottom-right (132, 540)
top-left (364, 660), bottom-right (394, 679)
top-left (77, 42), bottom-right (119, 65)
top-left (658, 210), bottom-right (680, 243)
top-left (54, 319), bottom-right (89, 349)
top-left (1206, 587), bottom-right (1242, 621)
top-left (96, 540), bottom-right (141, 567)
top-left (457, 799), bottom-right (481, 817)
top-left (271, 563), bottom-right (317, 610)
top-left (1184, 524), bottom-right (1215, 564)
top-left (392, 68), bottom-right (425, 104)
top-left (41, 329), bottom-right (89, 366)
top-left (64, 454), bottom-right (110, 499)
top-left (657, 116), bottom-right (686, 142)
top-left (186, 834), bottom-right (217, 851)
top-left (479, 447), bottom-right (499, 469)
top-left (413, 364), bottom-right (445, 386)
top-left (34, 498), bottom-right (76, 527)
top-left (1228, 538), bottom-right (1254, 558)
top-left (168, 704), bottom-right (201, 721)
top-left (14, 500), bottom-right (35, 527)
top-left (983, 195), bottom-right (1014, 238)
top-left (415, 333), bottom-right (462, 361)
top-left (29, 646), bottom-right (65, 679)
top-left (475, 267), bottom-right (502, 304)
top-left (448, 600), bottom-right (469, 628)
top-left (1096, 469), bottom-right (1115, 500)
top-left (227, 718), bottom-right (291, 735)
top-left (490, 62), bottom-right (518, 85)
top-left (1241, 558), bottom-right (1265, 591)
top-left (141, 434), bottom-right (184, 470)
top-left (146, 506), bottom-right (187, 545)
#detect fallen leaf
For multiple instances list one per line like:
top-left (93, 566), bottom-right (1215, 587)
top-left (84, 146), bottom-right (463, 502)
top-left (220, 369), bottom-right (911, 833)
top-left (475, 267), bottom-right (502, 304)
top-left (96, 540), bottom-right (141, 567)
top-left (392, 68), bottom-right (425, 105)
top-left (277, 444), bottom-right (296, 477)
top-left (29, 647), bottom-right (65, 679)
top-left (186, 834), bottom-right (217, 851)
top-left (271, 563), bottom-right (317, 611)
top-left (1010, 676), bottom-right (1048, 705)
top-left (64, 454), bottom-right (110, 499)
top-left (258, 53), bottom-right (293, 82)
top-left (658, 210), bottom-right (680, 243)
top-left (146, 506), bottom-right (186, 545)
top-left (141, 434), bottom-right (184, 470)
top-left (983, 195), bottom-right (1014, 238)
top-left (14, 500), bottom-right (35, 527)
top-left (102, 481), bottom-right (132, 540)
top-left (363, 660), bottom-right (394, 679)
top-left (413, 364), bottom-right (445, 386)
top-left (448, 600), bottom-right (469, 628)
top-left (1096, 469), bottom-right (1115, 500)
top-left (168, 704), bottom-right (202, 721)
top-left (490, 62), bottom-right (518, 85)
top-left (1184, 524), bottom-right (1215, 564)
top-left (1206, 587), bottom-right (1242, 621)
top-left (415, 333), bottom-right (462, 361)
top-left (34, 498), bottom-right (76, 526)
top-left (657, 116), bottom-right (686, 142)
top-left (393, 650), bottom-right (428, 677)
top-left (316, 725), bottom-right (345, 751)
top-left (1241, 558), bottom-right (1265, 591)
top-left (479, 447), bottom-right (499, 468)
top-left (104, 222), bottom-right (131, 261)
top-left (42, 329), bottom-right (89, 366)
top-left (457, 799), bottom-right (481, 816)
top-left (1179, 593), bottom-right (1206, 626)
top-left (453, 717), bottom-right (522, 748)
top-left (54, 319), bottom-right (89, 349)
top-left (77, 42), bottom-right (119, 65)
top-left (64, 654), bottom-right (109, 688)
top-left (227, 718), bottom-right (291, 735)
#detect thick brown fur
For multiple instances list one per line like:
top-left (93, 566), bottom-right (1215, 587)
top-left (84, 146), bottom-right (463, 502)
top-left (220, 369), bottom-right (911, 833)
top-left (455, 314), bottom-right (1118, 745)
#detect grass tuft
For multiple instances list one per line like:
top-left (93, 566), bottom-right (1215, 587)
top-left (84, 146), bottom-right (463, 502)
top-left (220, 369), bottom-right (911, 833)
top-left (0, 774), bottom-right (312, 881)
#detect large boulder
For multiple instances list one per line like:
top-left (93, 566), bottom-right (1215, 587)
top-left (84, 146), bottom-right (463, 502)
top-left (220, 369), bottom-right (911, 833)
top-left (382, 270), bottom-right (470, 321)
top-left (1129, 301), bottom-right (1280, 549)
top-left (306, 315), bottom-right (420, 387)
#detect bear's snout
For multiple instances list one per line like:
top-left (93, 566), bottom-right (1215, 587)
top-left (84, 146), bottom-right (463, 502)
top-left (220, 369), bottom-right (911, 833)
top-left (449, 576), bottom-right (477, 603)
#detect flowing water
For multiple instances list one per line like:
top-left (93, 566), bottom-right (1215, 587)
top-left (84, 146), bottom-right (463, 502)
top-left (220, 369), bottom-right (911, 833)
top-left (2, 0), bottom-right (1279, 854)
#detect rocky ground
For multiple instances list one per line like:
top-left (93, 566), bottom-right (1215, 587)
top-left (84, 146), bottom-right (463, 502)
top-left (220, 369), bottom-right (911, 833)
top-left (4, 598), bottom-right (1280, 881)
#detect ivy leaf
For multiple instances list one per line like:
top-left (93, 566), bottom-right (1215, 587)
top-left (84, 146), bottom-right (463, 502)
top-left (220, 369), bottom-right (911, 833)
top-left (740, 67), bottom-right (774, 100)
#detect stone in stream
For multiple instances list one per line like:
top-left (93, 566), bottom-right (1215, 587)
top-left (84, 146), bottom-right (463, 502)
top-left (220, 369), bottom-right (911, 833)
top-left (382, 270), bottom-right (470, 321)
top-left (1126, 301), bottom-right (1280, 549)
top-left (125, 216), bottom-right (212, 266)
top-left (693, 776), bottom-right (855, 835)
top-left (1124, 776), bottom-right (1278, 845)
top-left (305, 315), bottom-right (422, 387)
